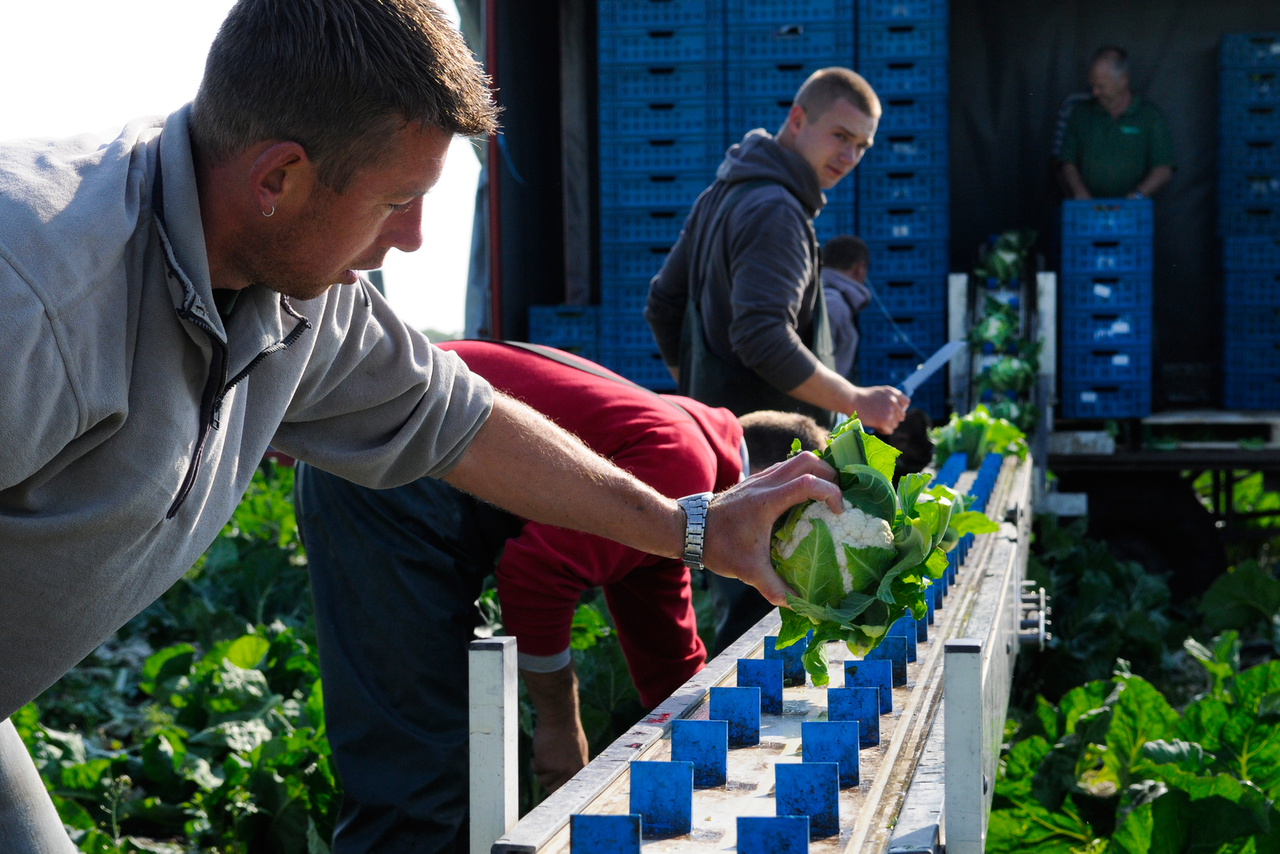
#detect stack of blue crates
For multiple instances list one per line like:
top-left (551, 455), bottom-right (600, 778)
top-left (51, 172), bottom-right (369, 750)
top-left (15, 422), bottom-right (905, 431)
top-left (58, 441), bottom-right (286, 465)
top-left (725, 0), bottom-right (856, 242)
top-left (1220, 33), bottom-right (1280, 409)
top-left (853, 0), bottom-right (949, 419)
top-left (1058, 199), bottom-right (1153, 418)
top-left (591, 0), bottom-right (728, 389)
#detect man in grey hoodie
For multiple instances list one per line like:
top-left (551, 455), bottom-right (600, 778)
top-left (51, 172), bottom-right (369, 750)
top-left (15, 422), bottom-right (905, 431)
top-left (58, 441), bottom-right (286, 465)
top-left (645, 67), bottom-right (908, 434)
top-left (646, 68), bottom-right (909, 654)
top-left (821, 235), bottom-right (874, 381)
top-left (0, 2), bottom-right (846, 850)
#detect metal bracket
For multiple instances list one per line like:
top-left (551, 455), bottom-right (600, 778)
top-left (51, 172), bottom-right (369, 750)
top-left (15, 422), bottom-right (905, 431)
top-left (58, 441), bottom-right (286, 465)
top-left (1018, 581), bottom-right (1052, 650)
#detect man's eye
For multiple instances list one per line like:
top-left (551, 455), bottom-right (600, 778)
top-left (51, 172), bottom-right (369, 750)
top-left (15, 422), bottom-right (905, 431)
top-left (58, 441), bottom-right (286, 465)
top-left (389, 201), bottom-right (413, 212)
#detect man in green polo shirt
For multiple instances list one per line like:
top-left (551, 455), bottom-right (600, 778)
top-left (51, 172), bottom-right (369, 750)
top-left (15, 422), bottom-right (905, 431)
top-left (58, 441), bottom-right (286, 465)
top-left (1059, 46), bottom-right (1175, 200)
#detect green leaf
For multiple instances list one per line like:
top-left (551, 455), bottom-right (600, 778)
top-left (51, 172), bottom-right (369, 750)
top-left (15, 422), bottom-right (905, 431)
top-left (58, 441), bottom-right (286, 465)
top-left (985, 794), bottom-right (1093, 854)
top-left (787, 591), bottom-right (878, 627)
top-left (1110, 799), bottom-right (1154, 854)
top-left (1199, 561), bottom-right (1280, 633)
top-left (838, 464), bottom-right (897, 523)
top-left (774, 519), bottom-right (844, 608)
top-left (825, 418), bottom-right (867, 471)
top-left (1176, 697), bottom-right (1231, 752)
top-left (860, 432), bottom-right (901, 482)
top-left (1186, 635), bottom-right (1239, 700)
top-left (223, 635), bottom-right (270, 670)
top-left (876, 521), bottom-right (931, 604)
top-left (948, 510), bottom-right (1000, 537)
top-left (140, 643), bottom-right (196, 696)
top-left (1140, 738), bottom-right (1215, 772)
top-left (897, 472), bottom-right (930, 519)
top-left (1104, 675), bottom-right (1178, 787)
top-left (57, 757), bottom-right (112, 792)
top-left (843, 544), bottom-right (896, 594)
top-left (924, 548), bottom-right (949, 580)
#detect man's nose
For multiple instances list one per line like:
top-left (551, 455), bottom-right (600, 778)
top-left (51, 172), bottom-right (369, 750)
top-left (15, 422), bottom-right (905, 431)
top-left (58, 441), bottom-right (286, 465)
top-left (382, 199), bottom-right (425, 253)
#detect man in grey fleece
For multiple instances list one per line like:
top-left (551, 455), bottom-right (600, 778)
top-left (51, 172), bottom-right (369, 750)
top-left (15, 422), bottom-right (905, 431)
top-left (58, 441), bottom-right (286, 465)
top-left (0, 2), bottom-right (845, 850)
top-left (645, 67), bottom-right (908, 434)
top-left (821, 235), bottom-right (874, 381)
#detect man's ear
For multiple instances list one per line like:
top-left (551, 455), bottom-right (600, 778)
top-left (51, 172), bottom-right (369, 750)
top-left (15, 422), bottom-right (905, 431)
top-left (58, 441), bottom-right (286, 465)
top-left (785, 102), bottom-right (807, 134)
top-left (248, 141), bottom-right (313, 216)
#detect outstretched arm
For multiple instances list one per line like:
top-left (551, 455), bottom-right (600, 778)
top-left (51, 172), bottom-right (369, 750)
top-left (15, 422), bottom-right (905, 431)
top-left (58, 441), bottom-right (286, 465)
top-left (444, 392), bottom-right (843, 604)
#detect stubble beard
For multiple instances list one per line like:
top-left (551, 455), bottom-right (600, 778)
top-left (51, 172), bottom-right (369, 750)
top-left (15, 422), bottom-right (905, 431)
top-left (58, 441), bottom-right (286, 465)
top-left (238, 188), bottom-right (343, 302)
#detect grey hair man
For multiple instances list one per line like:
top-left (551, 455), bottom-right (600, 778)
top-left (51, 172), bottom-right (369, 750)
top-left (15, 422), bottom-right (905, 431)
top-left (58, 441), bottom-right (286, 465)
top-left (0, 1), bottom-right (843, 850)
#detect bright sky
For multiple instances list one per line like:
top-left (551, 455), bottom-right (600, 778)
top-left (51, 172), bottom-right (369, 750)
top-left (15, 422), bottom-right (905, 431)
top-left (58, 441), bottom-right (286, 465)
top-left (0, 0), bottom-right (479, 335)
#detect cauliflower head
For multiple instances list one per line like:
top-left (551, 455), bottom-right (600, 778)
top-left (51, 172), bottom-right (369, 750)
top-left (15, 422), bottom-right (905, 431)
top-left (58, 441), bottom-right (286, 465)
top-left (775, 499), bottom-right (894, 594)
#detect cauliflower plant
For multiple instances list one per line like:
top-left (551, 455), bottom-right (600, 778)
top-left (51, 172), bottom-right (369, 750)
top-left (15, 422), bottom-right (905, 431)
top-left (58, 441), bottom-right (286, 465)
top-left (775, 499), bottom-right (894, 594)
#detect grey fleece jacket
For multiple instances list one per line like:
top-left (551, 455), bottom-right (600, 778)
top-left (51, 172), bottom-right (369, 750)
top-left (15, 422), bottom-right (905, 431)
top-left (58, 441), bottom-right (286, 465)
top-left (0, 107), bottom-right (493, 720)
top-left (645, 129), bottom-right (826, 392)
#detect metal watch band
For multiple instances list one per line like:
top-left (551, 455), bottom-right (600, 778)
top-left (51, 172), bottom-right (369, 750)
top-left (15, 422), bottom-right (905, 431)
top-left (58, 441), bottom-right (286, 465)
top-left (677, 492), bottom-right (714, 572)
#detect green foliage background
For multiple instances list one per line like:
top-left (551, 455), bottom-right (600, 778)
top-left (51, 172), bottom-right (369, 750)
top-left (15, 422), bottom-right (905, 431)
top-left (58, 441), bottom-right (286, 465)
top-left (18, 462), bottom-right (655, 852)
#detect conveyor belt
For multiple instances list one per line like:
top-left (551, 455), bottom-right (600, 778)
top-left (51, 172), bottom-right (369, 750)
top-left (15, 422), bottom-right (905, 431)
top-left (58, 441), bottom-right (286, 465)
top-left (492, 454), bottom-right (1033, 854)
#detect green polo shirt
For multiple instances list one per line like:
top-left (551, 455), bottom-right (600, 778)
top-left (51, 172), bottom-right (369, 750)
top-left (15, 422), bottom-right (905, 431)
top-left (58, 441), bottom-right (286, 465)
top-left (1059, 96), bottom-right (1176, 198)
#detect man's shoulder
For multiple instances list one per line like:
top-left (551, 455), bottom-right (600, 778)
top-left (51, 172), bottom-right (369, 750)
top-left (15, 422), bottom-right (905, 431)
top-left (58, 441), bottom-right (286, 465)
top-left (0, 118), bottom-right (161, 312)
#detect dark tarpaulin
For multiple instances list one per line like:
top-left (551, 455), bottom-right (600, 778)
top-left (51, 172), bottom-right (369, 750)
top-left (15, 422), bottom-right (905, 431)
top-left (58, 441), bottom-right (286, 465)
top-left (949, 0), bottom-right (1280, 407)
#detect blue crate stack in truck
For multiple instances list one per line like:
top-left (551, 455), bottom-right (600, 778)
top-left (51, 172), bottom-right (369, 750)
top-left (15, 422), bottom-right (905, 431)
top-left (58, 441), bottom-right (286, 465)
top-left (853, 0), bottom-right (949, 420)
top-left (1220, 33), bottom-right (1280, 409)
top-left (591, 0), bottom-right (728, 389)
top-left (1058, 199), bottom-right (1154, 418)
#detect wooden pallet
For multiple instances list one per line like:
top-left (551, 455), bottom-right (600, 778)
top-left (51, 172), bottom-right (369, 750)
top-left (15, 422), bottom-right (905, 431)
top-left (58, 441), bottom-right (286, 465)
top-left (1143, 410), bottom-right (1280, 450)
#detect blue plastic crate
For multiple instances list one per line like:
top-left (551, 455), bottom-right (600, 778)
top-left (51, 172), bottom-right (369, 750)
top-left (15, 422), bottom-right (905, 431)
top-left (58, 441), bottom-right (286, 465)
top-left (1224, 271), bottom-right (1280, 305)
top-left (600, 171), bottom-right (713, 208)
top-left (866, 240), bottom-right (949, 276)
top-left (528, 305), bottom-right (599, 347)
top-left (857, 346), bottom-right (933, 384)
top-left (857, 58), bottom-right (947, 97)
top-left (1222, 33), bottom-right (1280, 68)
top-left (1224, 371), bottom-right (1280, 409)
top-left (1224, 335), bottom-right (1280, 372)
top-left (601, 100), bottom-right (724, 139)
top-left (857, 131), bottom-right (947, 171)
top-left (1219, 204), bottom-right (1280, 237)
top-left (1061, 237), bottom-right (1153, 274)
top-left (857, 169), bottom-right (948, 205)
top-left (1224, 236), bottom-right (1280, 270)
top-left (856, 0), bottom-right (947, 23)
top-left (868, 276), bottom-right (948, 312)
top-left (601, 242), bottom-right (673, 284)
top-left (1060, 272), bottom-right (1152, 312)
top-left (815, 202), bottom-right (855, 241)
top-left (601, 207), bottom-right (689, 244)
top-left (599, 347), bottom-right (678, 390)
top-left (859, 311), bottom-right (945, 351)
top-left (727, 0), bottom-right (853, 25)
top-left (1221, 67), bottom-right (1280, 104)
top-left (600, 136), bottom-right (723, 174)
top-left (599, 0), bottom-right (724, 30)
top-left (728, 59), bottom-right (832, 101)
top-left (1061, 199), bottom-right (1153, 239)
top-left (1220, 172), bottom-right (1280, 207)
top-left (599, 309), bottom-right (661, 350)
top-left (857, 20), bottom-right (947, 60)
top-left (1220, 138), bottom-right (1280, 173)
top-left (601, 281), bottom-right (653, 313)
top-left (875, 96), bottom-right (948, 133)
top-left (1060, 345), bottom-right (1150, 385)
top-left (1220, 103), bottom-right (1280, 138)
top-left (1224, 304), bottom-right (1280, 339)
top-left (728, 97), bottom-right (795, 135)
top-left (599, 27), bottom-right (724, 65)
top-left (857, 204), bottom-right (948, 240)
top-left (727, 23), bottom-right (854, 64)
top-left (1060, 382), bottom-right (1151, 418)
top-left (1060, 311), bottom-right (1152, 349)
top-left (599, 63), bottom-right (724, 104)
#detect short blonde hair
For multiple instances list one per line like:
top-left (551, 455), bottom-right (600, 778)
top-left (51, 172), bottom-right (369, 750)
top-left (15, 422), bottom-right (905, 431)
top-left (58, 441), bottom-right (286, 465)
top-left (794, 67), bottom-right (881, 121)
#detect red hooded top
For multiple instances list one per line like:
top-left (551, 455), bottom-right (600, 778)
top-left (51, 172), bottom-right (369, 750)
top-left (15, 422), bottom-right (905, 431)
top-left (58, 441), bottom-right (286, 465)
top-left (438, 341), bottom-right (743, 706)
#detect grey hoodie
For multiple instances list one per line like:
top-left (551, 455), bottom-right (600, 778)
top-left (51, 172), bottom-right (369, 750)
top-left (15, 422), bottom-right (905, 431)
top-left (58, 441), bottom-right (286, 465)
top-left (821, 267), bottom-right (872, 379)
top-left (645, 130), bottom-right (826, 392)
top-left (0, 107), bottom-right (493, 719)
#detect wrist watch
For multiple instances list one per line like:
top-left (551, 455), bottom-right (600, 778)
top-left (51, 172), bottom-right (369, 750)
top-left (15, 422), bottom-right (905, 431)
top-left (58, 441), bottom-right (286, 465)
top-left (677, 492), bottom-right (714, 572)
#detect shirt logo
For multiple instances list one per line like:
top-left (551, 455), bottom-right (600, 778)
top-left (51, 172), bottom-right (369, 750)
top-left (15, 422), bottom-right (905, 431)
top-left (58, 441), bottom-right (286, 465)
top-left (1121, 126), bottom-right (1140, 134)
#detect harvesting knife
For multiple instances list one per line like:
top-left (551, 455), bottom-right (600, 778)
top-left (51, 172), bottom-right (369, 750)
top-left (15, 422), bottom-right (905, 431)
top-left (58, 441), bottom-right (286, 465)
top-left (897, 341), bottom-right (966, 398)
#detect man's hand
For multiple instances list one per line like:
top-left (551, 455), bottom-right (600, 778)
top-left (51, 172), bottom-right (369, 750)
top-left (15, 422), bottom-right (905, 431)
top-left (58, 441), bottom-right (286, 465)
top-left (850, 385), bottom-right (910, 433)
top-left (700, 451), bottom-right (842, 606)
top-left (522, 664), bottom-right (590, 794)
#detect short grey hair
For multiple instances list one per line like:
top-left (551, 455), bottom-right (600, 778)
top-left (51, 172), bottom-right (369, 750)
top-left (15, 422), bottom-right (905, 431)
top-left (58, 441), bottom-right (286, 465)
top-left (191, 0), bottom-right (498, 192)
top-left (1092, 46), bottom-right (1129, 77)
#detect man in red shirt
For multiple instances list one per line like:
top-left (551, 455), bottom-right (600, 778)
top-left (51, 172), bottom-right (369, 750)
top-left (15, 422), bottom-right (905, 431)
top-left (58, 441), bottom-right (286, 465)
top-left (294, 341), bottom-right (805, 854)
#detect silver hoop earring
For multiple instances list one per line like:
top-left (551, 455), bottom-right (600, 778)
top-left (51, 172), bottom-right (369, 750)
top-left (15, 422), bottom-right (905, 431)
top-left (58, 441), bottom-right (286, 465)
top-left (262, 205), bottom-right (275, 217)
